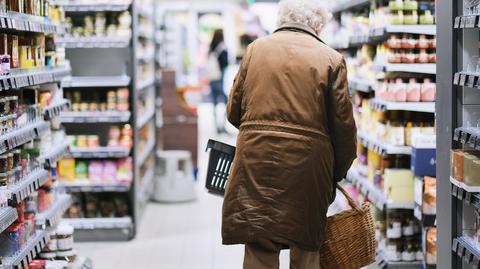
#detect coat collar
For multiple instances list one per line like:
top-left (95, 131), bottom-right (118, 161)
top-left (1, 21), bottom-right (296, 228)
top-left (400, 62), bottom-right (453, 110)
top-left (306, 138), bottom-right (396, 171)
top-left (274, 22), bottom-right (325, 44)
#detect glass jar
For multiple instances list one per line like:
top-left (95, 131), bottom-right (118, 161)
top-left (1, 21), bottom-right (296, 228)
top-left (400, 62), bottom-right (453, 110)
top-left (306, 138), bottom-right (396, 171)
top-left (55, 224), bottom-right (74, 251)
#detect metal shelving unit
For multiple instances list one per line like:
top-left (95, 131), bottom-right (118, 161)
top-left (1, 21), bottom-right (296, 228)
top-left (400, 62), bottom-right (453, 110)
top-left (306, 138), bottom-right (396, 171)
top-left (58, 181), bottom-right (131, 193)
top-left (369, 98), bottom-right (436, 113)
top-left (66, 147), bottom-right (131, 159)
top-left (60, 111), bottom-right (131, 123)
top-left (1, 229), bottom-right (50, 269)
top-left (64, 217), bottom-right (133, 241)
top-left (357, 130), bottom-right (412, 155)
top-left (57, 0), bottom-right (156, 241)
top-left (0, 2), bottom-right (92, 266)
top-left (437, 1), bottom-right (480, 268)
top-left (0, 207), bottom-right (18, 234)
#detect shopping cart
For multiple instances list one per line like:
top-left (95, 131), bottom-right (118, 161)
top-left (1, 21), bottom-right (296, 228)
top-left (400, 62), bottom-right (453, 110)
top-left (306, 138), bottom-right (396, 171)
top-left (205, 139), bottom-right (236, 196)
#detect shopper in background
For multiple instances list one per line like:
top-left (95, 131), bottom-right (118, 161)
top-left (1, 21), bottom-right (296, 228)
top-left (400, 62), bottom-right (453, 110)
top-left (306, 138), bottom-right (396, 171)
top-left (222, 0), bottom-right (357, 268)
top-left (207, 29), bottom-right (229, 134)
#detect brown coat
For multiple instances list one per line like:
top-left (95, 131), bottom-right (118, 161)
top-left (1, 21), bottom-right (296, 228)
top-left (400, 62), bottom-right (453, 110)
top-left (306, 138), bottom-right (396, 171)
top-left (222, 22), bottom-right (357, 251)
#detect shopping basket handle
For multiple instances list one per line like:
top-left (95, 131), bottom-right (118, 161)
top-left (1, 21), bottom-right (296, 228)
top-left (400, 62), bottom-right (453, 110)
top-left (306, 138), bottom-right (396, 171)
top-left (336, 184), bottom-right (364, 212)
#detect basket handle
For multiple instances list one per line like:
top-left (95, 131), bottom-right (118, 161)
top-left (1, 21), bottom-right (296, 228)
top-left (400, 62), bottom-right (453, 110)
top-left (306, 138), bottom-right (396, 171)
top-left (336, 184), bottom-right (363, 211)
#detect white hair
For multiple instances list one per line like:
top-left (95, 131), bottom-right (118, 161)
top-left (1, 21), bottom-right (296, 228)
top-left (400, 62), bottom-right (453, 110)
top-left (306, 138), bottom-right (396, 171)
top-left (277, 0), bottom-right (332, 34)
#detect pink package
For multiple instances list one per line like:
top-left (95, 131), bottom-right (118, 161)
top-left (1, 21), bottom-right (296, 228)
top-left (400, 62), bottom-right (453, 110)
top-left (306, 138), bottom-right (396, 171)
top-left (421, 78), bottom-right (436, 102)
top-left (406, 78), bottom-right (421, 102)
top-left (393, 78), bottom-right (407, 102)
top-left (103, 161), bottom-right (117, 182)
top-left (116, 157), bottom-right (133, 183)
top-left (88, 161), bottom-right (104, 182)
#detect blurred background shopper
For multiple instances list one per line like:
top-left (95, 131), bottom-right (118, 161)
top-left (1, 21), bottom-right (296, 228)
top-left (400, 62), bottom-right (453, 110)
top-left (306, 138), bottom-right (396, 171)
top-left (222, 0), bottom-right (357, 268)
top-left (207, 29), bottom-right (229, 134)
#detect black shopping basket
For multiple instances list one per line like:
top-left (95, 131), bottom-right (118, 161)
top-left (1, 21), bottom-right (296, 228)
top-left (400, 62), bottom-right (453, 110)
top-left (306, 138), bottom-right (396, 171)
top-left (205, 139), bottom-right (236, 196)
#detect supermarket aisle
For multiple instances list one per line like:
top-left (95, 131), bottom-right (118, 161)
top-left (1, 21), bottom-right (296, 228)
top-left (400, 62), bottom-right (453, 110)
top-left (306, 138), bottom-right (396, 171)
top-left (76, 104), bottom-right (291, 269)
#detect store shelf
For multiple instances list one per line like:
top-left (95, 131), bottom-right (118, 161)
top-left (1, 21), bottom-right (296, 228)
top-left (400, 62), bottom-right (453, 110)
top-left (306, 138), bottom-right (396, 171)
top-left (451, 181), bottom-right (480, 209)
top-left (0, 120), bottom-right (49, 155)
top-left (35, 194), bottom-right (72, 229)
top-left (451, 176), bottom-right (480, 193)
top-left (66, 147), bottom-right (131, 158)
top-left (369, 98), bottom-right (435, 113)
top-left (347, 168), bottom-right (415, 210)
top-left (61, 111), bottom-right (131, 123)
top-left (454, 15), bottom-right (480, 29)
top-left (1, 229), bottom-right (50, 269)
top-left (373, 25), bottom-right (436, 36)
top-left (454, 72), bottom-right (480, 89)
top-left (375, 63), bottom-right (437, 74)
top-left (414, 203), bottom-right (436, 227)
top-left (0, 207), bottom-right (18, 234)
top-left (453, 127), bottom-right (480, 149)
top-left (0, 65), bottom-right (71, 90)
top-left (330, 0), bottom-right (370, 14)
top-left (136, 107), bottom-right (155, 129)
top-left (342, 25), bottom-right (436, 49)
top-left (452, 237), bottom-right (480, 267)
top-left (377, 249), bottom-right (425, 268)
top-left (43, 99), bottom-right (71, 120)
top-left (55, 0), bottom-right (131, 12)
top-left (136, 139), bottom-right (155, 167)
top-left (7, 169), bottom-right (49, 202)
top-left (64, 217), bottom-right (133, 241)
top-left (349, 77), bottom-right (375, 93)
top-left (0, 11), bottom-right (66, 34)
top-left (357, 130), bottom-right (412, 155)
top-left (40, 142), bottom-right (69, 168)
top-left (136, 76), bottom-right (155, 92)
top-left (137, 167), bottom-right (154, 205)
top-left (62, 75), bottom-right (131, 88)
top-left (56, 36), bottom-right (131, 48)
top-left (58, 181), bottom-right (131, 192)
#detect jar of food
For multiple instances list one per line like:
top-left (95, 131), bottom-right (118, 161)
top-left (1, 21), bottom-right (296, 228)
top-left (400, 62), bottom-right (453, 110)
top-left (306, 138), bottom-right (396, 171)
top-left (76, 135), bottom-right (88, 148)
top-left (87, 135), bottom-right (99, 148)
top-left (55, 224), bottom-right (74, 251)
top-left (387, 216), bottom-right (402, 239)
top-left (386, 239), bottom-right (402, 262)
top-left (56, 249), bottom-right (77, 262)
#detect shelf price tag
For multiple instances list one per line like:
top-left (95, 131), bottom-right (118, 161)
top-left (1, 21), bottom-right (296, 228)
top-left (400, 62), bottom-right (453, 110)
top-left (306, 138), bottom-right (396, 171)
top-left (467, 75), bottom-right (477, 88)
top-left (454, 16), bottom-right (461, 28)
top-left (460, 73), bottom-right (468, 86)
top-left (461, 16), bottom-right (467, 28)
top-left (454, 73), bottom-right (461, 85)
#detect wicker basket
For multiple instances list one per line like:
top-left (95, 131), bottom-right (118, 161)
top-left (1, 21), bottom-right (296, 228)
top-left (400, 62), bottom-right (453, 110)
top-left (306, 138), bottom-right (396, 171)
top-left (319, 184), bottom-right (376, 269)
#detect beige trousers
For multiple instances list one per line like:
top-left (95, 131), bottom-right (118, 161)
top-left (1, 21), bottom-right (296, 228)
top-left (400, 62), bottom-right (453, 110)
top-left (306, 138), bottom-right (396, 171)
top-left (243, 240), bottom-right (320, 269)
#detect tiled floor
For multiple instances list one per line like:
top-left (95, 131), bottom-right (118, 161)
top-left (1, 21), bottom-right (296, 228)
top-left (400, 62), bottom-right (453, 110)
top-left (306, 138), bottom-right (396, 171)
top-left (76, 104), bottom-right (376, 269)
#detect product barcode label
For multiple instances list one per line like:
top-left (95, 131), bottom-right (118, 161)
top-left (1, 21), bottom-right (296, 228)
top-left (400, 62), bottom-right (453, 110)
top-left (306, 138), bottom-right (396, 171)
top-left (454, 16), bottom-right (461, 28)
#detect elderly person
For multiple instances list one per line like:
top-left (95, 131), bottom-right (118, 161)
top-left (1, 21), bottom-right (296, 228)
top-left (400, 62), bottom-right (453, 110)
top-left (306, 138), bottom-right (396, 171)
top-left (222, 0), bottom-right (357, 268)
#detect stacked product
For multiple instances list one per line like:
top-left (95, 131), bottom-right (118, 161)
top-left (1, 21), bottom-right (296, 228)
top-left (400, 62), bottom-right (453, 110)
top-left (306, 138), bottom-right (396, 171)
top-left (376, 77), bottom-right (436, 103)
top-left (65, 11), bottom-right (132, 40)
top-left (65, 192), bottom-right (129, 218)
top-left (383, 34), bottom-right (436, 64)
top-left (58, 157), bottom-right (133, 184)
top-left (66, 88), bottom-right (130, 113)
top-left (388, 0), bottom-right (435, 25)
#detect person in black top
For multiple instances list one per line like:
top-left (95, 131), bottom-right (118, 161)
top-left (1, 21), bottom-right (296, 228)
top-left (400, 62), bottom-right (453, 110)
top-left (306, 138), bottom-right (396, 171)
top-left (207, 29), bottom-right (229, 134)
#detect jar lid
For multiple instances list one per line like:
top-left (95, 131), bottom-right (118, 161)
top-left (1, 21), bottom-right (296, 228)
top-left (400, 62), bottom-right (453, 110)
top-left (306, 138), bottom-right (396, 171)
top-left (56, 224), bottom-right (74, 235)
